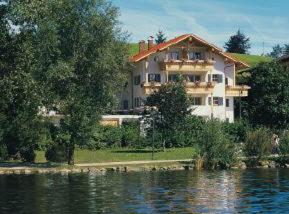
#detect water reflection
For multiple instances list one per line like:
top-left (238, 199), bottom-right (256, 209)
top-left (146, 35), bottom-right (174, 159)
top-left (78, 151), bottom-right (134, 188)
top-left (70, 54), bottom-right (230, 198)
top-left (1, 169), bottom-right (289, 213)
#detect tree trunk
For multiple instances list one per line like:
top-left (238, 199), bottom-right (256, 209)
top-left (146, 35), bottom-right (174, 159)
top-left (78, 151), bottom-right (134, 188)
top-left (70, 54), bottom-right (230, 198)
top-left (67, 144), bottom-right (75, 165)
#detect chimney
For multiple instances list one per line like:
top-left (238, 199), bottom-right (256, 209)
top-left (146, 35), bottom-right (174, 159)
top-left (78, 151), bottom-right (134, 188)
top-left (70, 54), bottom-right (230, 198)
top-left (148, 36), bottom-right (154, 50)
top-left (139, 40), bottom-right (146, 53)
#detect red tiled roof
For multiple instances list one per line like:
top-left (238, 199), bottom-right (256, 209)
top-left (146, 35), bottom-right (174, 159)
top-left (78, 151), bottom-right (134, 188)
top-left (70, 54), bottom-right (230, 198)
top-left (130, 34), bottom-right (250, 69)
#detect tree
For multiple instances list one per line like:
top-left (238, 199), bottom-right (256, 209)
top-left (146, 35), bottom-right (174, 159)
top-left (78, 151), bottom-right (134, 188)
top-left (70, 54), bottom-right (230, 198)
top-left (9, 0), bottom-right (129, 164)
top-left (0, 3), bottom-right (44, 162)
top-left (245, 62), bottom-right (289, 129)
top-left (268, 44), bottom-right (284, 58)
top-left (145, 77), bottom-right (192, 147)
top-left (155, 30), bottom-right (167, 44)
top-left (224, 30), bottom-right (251, 54)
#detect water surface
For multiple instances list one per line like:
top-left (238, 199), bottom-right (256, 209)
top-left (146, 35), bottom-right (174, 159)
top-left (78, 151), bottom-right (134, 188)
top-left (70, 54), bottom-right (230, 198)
top-left (0, 169), bottom-right (289, 213)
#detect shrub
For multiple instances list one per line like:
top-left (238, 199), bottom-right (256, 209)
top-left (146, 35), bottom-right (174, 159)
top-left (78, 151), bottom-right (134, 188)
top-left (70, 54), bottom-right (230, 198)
top-left (20, 147), bottom-right (36, 163)
top-left (0, 144), bottom-right (8, 161)
top-left (243, 127), bottom-right (272, 160)
top-left (195, 120), bottom-right (236, 169)
top-left (121, 122), bottom-right (144, 148)
top-left (223, 119), bottom-right (250, 143)
top-left (280, 132), bottom-right (289, 156)
top-left (45, 143), bottom-right (67, 163)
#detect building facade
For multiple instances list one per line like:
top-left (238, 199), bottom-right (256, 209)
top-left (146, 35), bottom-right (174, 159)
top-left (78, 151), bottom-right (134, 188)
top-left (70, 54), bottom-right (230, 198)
top-left (121, 34), bottom-right (250, 123)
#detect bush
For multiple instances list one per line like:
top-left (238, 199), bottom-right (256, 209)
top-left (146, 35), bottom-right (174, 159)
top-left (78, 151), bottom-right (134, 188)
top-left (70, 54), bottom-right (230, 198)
top-left (20, 147), bottom-right (36, 163)
top-left (280, 132), bottom-right (289, 156)
top-left (195, 120), bottom-right (236, 169)
top-left (45, 143), bottom-right (67, 163)
top-left (0, 144), bottom-right (8, 161)
top-left (121, 122), bottom-right (145, 148)
top-left (223, 119), bottom-right (251, 143)
top-left (244, 127), bottom-right (272, 160)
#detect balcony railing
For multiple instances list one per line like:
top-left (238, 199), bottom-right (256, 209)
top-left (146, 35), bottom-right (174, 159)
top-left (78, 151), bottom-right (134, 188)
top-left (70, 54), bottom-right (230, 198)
top-left (142, 81), bottom-right (216, 95)
top-left (225, 85), bottom-right (251, 97)
top-left (159, 59), bottom-right (215, 72)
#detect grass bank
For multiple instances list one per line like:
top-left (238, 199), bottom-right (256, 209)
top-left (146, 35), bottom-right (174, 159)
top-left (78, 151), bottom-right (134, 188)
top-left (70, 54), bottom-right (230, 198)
top-left (35, 147), bottom-right (195, 164)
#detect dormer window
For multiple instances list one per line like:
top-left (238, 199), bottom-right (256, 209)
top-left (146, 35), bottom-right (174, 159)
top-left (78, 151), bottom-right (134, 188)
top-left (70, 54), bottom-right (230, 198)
top-left (169, 52), bottom-right (180, 60)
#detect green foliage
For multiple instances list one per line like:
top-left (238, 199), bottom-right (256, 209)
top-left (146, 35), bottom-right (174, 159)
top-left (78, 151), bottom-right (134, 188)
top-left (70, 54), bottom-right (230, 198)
top-left (244, 127), bottom-right (272, 160)
top-left (146, 78), bottom-right (192, 147)
top-left (279, 132), bottom-right (289, 163)
top-left (195, 120), bottom-right (237, 169)
top-left (6, 0), bottom-right (129, 164)
top-left (0, 144), bottom-right (8, 161)
top-left (88, 122), bottom-right (145, 149)
top-left (20, 147), bottom-right (36, 163)
top-left (268, 44), bottom-right (289, 59)
top-left (155, 30), bottom-right (167, 44)
top-left (45, 143), bottom-right (67, 163)
top-left (245, 62), bottom-right (289, 129)
top-left (223, 119), bottom-right (251, 143)
top-left (224, 30), bottom-right (251, 54)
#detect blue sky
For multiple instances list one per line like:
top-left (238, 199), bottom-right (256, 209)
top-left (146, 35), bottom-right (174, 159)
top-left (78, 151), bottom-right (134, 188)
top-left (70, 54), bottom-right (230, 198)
top-left (112, 0), bottom-right (289, 55)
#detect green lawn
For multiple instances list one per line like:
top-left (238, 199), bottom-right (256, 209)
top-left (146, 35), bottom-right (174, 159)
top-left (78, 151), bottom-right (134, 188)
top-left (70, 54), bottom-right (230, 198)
top-left (35, 147), bottom-right (195, 164)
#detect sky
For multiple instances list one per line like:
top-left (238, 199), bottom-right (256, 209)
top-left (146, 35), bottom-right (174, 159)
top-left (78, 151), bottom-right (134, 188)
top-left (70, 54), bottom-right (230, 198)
top-left (112, 0), bottom-right (289, 55)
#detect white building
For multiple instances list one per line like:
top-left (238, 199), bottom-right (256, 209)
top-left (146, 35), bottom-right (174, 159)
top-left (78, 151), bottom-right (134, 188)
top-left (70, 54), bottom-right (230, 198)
top-left (120, 34), bottom-right (250, 123)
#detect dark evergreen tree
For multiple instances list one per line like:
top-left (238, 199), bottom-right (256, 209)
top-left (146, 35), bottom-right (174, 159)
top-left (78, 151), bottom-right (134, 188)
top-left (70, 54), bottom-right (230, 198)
top-left (224, 30), bottom-right (251, 54)
top-left (155, 30), bottom-right (167, 44)
top-left (268, 44), bottom-right (284, 58)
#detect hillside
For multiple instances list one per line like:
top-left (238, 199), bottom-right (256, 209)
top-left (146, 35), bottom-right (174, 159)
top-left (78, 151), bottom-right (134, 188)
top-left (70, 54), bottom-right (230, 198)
top-left (129, 43), bottom-right (272, 67)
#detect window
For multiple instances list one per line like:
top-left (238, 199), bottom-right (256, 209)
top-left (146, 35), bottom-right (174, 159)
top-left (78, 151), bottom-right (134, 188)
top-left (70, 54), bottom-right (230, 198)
top-left (189, 52), bottom-right (204, 60)
top-left (208, 97), bottom-right (223, 106)
top-left (134, 97), bottom-right (143, 108)
top-left (185, 75), bottom-right (201, 82)
top-left (209, 74), bottom-right (223, 83)
top-left (169, 52), bottom-right (180, 60)
top-left (168, 74), bottom-right (179, 82)
top-left (225, 77), bottom-right (229, 85)
top-left (148, 74), bottom-right (161, 82)
top-left (123, 100), bottom-right (129, 110)
top-left (134, 75), bottom-right (141, 85)
top-left (226, 99), bottom-right (230, 107)
top-left (192, 97), bottom-right (202, 106)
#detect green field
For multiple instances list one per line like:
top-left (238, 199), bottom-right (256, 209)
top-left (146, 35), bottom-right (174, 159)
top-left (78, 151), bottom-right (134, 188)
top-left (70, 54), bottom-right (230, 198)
top-left (35, 147), bottom-right (195, 164)
top-left (229, 53), bottom-right (272, 67)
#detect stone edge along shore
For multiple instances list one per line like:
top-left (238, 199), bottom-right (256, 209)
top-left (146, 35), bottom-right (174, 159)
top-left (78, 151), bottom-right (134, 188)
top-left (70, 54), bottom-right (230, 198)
top-left (0, 159), bottom-right (287, 175)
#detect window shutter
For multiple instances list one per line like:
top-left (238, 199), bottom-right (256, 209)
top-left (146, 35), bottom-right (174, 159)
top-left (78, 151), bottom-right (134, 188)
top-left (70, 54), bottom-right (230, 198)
top-left (219, 97), bottom-right (223, 106)
top-left (156, 74), bottom-right (161, 82)
top-left (208, 74), bottom-right (211, 82)
top-left (218, 75), bottom-right (223, 83)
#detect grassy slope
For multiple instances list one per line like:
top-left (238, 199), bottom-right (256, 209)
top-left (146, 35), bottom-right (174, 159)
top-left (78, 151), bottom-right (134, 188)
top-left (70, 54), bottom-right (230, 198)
top-left (35, 147), bottom-right (195, 164)
top-left (229, 53), bottom-right (272, 67)
top-left (129, 43), bottom-right (272, 67)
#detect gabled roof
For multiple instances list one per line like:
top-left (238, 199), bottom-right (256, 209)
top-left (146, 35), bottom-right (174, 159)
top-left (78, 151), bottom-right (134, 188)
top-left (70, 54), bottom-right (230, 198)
top-left (130, 34), bottom-right (250, 69)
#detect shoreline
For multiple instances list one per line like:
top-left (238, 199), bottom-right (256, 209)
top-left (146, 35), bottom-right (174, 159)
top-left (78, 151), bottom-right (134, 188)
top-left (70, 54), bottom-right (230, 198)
top-left (0, 158), bottom-right (287, 175)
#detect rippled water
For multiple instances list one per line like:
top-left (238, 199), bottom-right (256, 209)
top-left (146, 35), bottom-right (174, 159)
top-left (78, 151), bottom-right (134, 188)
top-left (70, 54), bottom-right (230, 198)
top-left (0, 169), bottom-right (289, 213)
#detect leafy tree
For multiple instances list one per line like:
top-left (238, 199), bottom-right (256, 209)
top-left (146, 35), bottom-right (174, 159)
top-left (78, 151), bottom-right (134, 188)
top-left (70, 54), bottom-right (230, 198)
top-left (224, 30), bottom-right (251, 54)
top-left (0, 3), bottom-right (45, 162)
top-left (245, 62), bottom-right (289, 129)
top-left (9, 0), bottom-right (129, 164)
top-left (145, 77), bottom-right (192, 147)
top-left (155, 30), bottom-right (167, 44)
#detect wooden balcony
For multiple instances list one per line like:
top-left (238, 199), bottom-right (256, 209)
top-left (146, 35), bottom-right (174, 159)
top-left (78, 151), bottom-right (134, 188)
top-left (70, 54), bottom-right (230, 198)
top-left (142, 82), bottom-right (216, 95)
top-left (186, 82), bottom-right (216, 95)
top-left (159, 59), bottom-right (215, 72)
top-left (225, 85), bottom-right (251, 97)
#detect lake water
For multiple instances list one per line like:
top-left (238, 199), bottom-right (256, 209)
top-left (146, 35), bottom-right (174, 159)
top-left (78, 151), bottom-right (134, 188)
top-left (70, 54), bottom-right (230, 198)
top-left (0, 169), bottom-right (289, 213)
